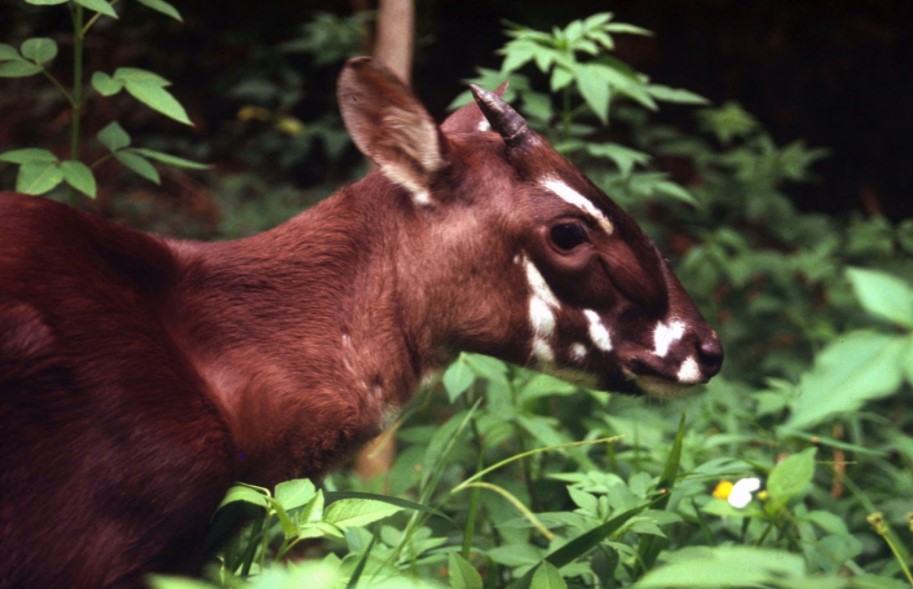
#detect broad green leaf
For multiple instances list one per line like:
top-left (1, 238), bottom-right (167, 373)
top-left (634, 546), bottom-right (807, 588)
top-left (113, 66), bottom-right (171, 86)
top-left (847, 267), bottom-right (913, 329)
top-left (531, 561), bottom-right (567, 589)
top-left (576, 66), bottom-right (610, 124)
top-left (0, 147), bottom-right (58, 164)
top-left (501, 40), bottom-right (537, 73)
top-left (136, 0), bottom-right (182, 21)
top-left (215, 483), bottom-right (268, 510)
top-left (16, 160), bottom-right (64, 195)
top-left (97, 121), bottom-right (131, 151)
top-left (653, 179), bottom-right (699, 206)
top-left (20, 38), bottom-right (57, 65)
top-left (133, 148), bottom-right (209, 170)
top-left (550, 66), bottom-right (574, 92)
top-left (604, 22), bottom-right (652, 36)
top-left (443, 354), bottom-right (475, 402)
top-left (766, 447), bottom-right (816, 507)
top-left (323, 498), bottom-right (403, 529)
top-left (0, 60), bottom-right (42, 77)
top-left (123, 78), bottom-right (191, 125)
top-left (448, 552), bottom-right (483, 589)
top-left (74, 0), bottom-right (118, 18)
top-left (91, 71), bottom-right (123, 96)
top-left (60, 160), bottom-right (97, 198)
top-left (115, 150), bottom-right (160, 183)
top-left (274, 479), bottom-right (316, 511)
top-left (0, 43), bottom-right (21, 61)
top-left (786, 331), bottom-right (906, 430)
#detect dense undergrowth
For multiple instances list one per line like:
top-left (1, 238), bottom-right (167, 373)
top-left (2, 4), bottom-right (911, 589)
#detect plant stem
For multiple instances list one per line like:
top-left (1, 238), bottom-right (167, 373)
top-left (70, 3), bottom-right (85, 162)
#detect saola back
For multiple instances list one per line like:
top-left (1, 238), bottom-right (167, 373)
top-left (0, 57), bottom-right (721, 587)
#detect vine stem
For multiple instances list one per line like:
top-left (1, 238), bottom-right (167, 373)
top-left (70, 3), bottom-right (84, 162)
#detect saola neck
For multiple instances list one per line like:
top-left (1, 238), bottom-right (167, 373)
top-left (167, 176), bottom-right (433, 484)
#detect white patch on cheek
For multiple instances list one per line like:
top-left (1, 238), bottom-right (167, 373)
top-left (583, 310), bottom-right (613, 352)
top-left (653, 320), bottom-right (685, 357)
top-left (541, 177), bottom-right (614, 235)
top-left (523, 258), bottom-right (561, 363)
top-left (569, 342), bottom-right (587, 362)
top-left (676, 356), bottom-right (702, 384)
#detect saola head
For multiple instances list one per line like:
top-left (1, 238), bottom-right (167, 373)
top-left (338, 57), bottom-right (722, 397)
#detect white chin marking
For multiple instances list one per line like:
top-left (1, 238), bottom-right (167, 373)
top-left (676, 356), bottom-right (702, 384)
top-left (541, 177), bottom-right (614, 235)
top-left (653, 320), bottom-right (685, 357)
top-left (583, 310), bottom-right (613, 352)
top-left (529, 296), bottom-right (555, 337)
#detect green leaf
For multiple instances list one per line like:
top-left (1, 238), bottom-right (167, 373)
top-left (97, 121), bottom-right (131, 151)
top-left (550, 66), bottom-right (574, 92)
top-left (646, 84), bottom-right (709, 105)
top-left (73, 0), bottom-right (118, 18)
top-left (634, 546), bottom-right (807, 588)
top-left (847, 267), bottom-right (913, 329)
top-left (136, 0), bottom-right (182, 21)
top-left (0, 148), bottom-right (58, 164)
top-left (0, 43), bottom-right (21, 61)
top-left (115, 150), bottom-right (160, 183)
top-left (215, 483), bottom-right (269, 511)
top-left (91, 71), bottom-right (123, 96)
top-left (148, 576), bottom-right (218, 589)
top-left (60, 160), bottom-right (97, 198)
top-left (323, 498), bottom-right (403, 529)
top-left (16, 160), bottom-right (64, 195)
top-left (0, 60), bottom-right (42, 77)
top-left (766, 447), bottom-right (816, 508)
top-left (443, 354), bottom-right (476, 402)
top-left (531, 561), bottom-right (567, 589)
top-left (448, 552), bottom-right (483, 589)
top-left (24, 0), bottom-right (69, 4)
top-left (122, 78), bottom-right (191, 125)
top-left (274, 479), bottom-right (317, 511)
top-left (113, 66), bottom-right (171, 86)
top-left (132, 148), bottom-right (209, 170)
top-left (786, 331), bottom-right (907, 430)
top-left (586, 142), bottom-right (650, 176)
top-left (20, 38), bottom-right (57, 65)
top-left (576, 66), bottom-right (611, 124)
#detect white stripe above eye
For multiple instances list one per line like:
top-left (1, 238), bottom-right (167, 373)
top-left (541, 177), bottom-right (614, 235)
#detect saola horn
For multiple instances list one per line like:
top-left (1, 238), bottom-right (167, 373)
top-left (469, 84), bottom-right (530, 146)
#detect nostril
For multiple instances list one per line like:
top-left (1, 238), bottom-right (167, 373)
top-left (697, 337), bottom-right (723, 375)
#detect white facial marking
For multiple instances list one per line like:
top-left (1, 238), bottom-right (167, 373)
top-left (541, 177), bottom-right (614, 235)
top-left (653, 320), bottom-right (685, 357)
top-left (532, 337), bottom-right (555, 363)
top-left (477, 119), bottom-right (491, 132)
top-left (569, 343), bottom-right (587, 362)
top-left (523, 257), bottom-right (562, 363)
top-left (676, 356), bottom-right (702, 384)
top-left (583, 309), bottom-right (613, 352)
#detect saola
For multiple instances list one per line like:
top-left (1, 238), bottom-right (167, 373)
top-left (0, 57), bottom-right (722, 587)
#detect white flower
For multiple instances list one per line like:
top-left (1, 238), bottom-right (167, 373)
top-left (727, 477), bottom-right (761, 508)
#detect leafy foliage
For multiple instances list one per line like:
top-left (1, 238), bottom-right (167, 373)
top-left (0, 0), bottom-right (203, 199)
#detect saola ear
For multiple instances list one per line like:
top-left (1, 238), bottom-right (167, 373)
top-left (441, 81), bottom-right (509, 134)
top-left (337, 57), bottom-right (446, 204)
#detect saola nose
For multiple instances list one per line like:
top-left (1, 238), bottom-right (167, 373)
top-left (696, 335), bottom-right (723, 378)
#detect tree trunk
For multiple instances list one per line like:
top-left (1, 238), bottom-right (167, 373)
top-left (354, 0), bottom-right (414, 481)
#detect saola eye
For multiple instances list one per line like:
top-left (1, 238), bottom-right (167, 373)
top-left (549, 222), bottom-right (589, 251)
